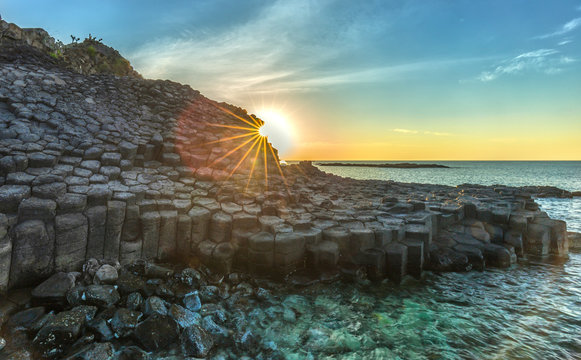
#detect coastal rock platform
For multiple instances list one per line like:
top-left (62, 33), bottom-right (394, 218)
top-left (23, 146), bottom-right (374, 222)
top-left (0, 20), bottom-right (575, 359)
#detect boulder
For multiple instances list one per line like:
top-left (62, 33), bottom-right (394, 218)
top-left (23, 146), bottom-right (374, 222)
top-left (169, 304), bottom-right (201, 329)
top-left (110, 308), bottom-right (142, 337)
top-left (482, 243), bottom-right (512, 268)
top-left (33, 305), bottom-right (97, 358)
top-left (181, 324), bottom-right (214, 358)
top-left (31, 272), bottom-right (75, 307)
top-left (62, 342), bottom-right (115, 360)
top-left (81, 285), bottom-right (120, 308)
top-left (133, 314), bottom-right (179, 352)
top-left (94, 264), bottom-right (118, 284)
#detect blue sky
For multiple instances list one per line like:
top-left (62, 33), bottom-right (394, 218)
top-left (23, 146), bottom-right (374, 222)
top-left (3, 1), bottom-right (581, 159)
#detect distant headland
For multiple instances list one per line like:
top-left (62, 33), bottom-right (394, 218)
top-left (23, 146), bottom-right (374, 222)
top-left (317, 162), bottom-right (450, 169)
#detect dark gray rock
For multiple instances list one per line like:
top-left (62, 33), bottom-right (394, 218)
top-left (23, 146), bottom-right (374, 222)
top-left (10, 220), bottom-right (54, 287)
top-left (169, 304), bottom-right (201, 329)
top-left (181, 324), bottom-right (214, 358)
top-left (133, 314), bottom-right (179, 352)
top-left (143, 296), bottom-right (167, 316)
top-left (110, 308), bottom-right (142, 337)
top-left (62, 342), bottom-right (115, 360)
top-left (86, 318), bottom-right (114, 341)
top-left (18, 197), bottom-right (56, 221)
top-left (55, 213), bottom-right (88, 272)
top-left (0, 185), bottom-right (30, 213)
top-left (184, 291), bottom-right (202, 312)
top-left (81, 285), bottom-right (120, 308)
top-left (31, 272), bottom-right (75, 307)
top-left (33, 305), bottom-right (97, 358)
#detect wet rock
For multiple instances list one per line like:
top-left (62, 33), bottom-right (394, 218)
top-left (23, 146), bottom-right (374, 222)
top-left (126, 292), bottom-right (143, 311)
top-left (169, 304), bottom-right (201, 329)
top-left (82, 285), bottom-right (120, 308)
top-left (86, 318), bottom-right (114, 341)
top-left (180, 268), bottom-right (203, 287)
top-left (62, 342), bottom-right (115, 360)
top-left (428, 247), bottom-right (471, 272)
top-left (482, 243), bottom-right (512, 268)
top-left (31, 272), bottom-right (76, 307)
top-left (144, 296), bottom-right (168, 316)
top-left (111, 346), bottom-right (149, 360)
top-left (133, 314), bottom-right (179, 352)
top-left (180, 324), bottom-right (214, 358)
top-left (116, 272), bottom-right (145, 295)
top-left (33, 305), bottom-right (97, 358)
top-left (7, 306), bottom-right (46, 332)
top-left (110, 308), bottom-right (142, 337)
top-left (184, 291), bottom-right (202, 312)
top-left (0, 336), bottom-right (5, 351)
top-left (384, 242), bottom-right (407, 283)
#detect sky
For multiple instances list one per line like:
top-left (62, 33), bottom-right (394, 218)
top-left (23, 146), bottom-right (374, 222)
top-left (3, 0), bottom-right (581, 160)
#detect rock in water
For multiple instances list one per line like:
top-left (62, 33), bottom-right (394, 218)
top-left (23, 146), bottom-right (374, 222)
top-left (181, 324), bottom-right (214, 357)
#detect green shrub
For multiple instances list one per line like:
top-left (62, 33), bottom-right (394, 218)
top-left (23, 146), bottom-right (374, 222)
top-left (86, 45), bottom-right (96, 58)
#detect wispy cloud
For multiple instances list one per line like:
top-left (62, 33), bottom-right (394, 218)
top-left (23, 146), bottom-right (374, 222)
top-left (536, 17), bottom-right (581, 39)
top-left (128, 0), bottom-right (489, 100)
top-left (558, 39), bottom-right (572, 45)
top-left (476, 49), bottom-right (575, 82)
top-left (393, 129), bottom-right (452, 136)
top-left (393, 128), bottom-right (418, 134)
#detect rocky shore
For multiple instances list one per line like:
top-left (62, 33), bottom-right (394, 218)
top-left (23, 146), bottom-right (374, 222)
top-left (317, 163), bottom-right (450, 169)
top-left (0, 21), bottom-right (577, 359)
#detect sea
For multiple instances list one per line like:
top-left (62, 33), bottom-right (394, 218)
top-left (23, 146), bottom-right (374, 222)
top-left (265, 161), bottom-right (581, 359)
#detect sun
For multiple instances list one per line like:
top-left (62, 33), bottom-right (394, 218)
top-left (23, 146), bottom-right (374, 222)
top-left (256, 109), bottom-right (294, 156)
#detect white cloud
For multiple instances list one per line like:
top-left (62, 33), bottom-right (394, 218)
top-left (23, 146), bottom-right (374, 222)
top-left (476, 48), bottom-right (575, 82)
top-left (536, 17), bottom-right (581, 39)
top-left (558, 39), bottom-right (572, 45)
top-left (393, 128), bottom-right (418, 134)
top-left (424, 131), bottom-right (451, 136)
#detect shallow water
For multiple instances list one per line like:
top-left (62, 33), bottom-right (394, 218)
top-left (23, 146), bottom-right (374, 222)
top-left (255, 254), bottom-right (581, 359)
top-left (262, 161), bottom-right (581, 359)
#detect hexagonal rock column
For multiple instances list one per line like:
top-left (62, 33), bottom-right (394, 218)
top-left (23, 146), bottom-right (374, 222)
top-left (85, 206), bottom-right (107, 259)
top-left (384, 242), bottom-right (407, 284)
top-left (294, 227), bottom-right (322, 246)
top-left (402, 239), bottom-right (424, 279)
top-left (323, 227), bottom-right (350, 263)
top-left (274, 232), bottom-right (305, 276)
top-left (120, 205), bottom-right (141, 264)
top-left (259, 216), bottom-right (284, 233)
top-left (55, 213), bottom-right (88, 272)
top-left (209, 211), bottom-right (232, 243)
top-left (212, 242), bottom-right (236, 274)
top-left (141, 211), bottom-right (161, 260)
top-left (360, 248), bottom-right (386, 280)
top-left (188, 206), bottom-right (211, 250)
top-left (504, 231), bottom-right (524, 257)
top-left (0, 215), bottom-right (12, 292)
top-left (525, 223), bottom-right (551, 256)
top-left (248, 232), bottom-right (275, 275)
top-left (104, 201), bottom-right (126, 262)
top-left (405, 224), bottom-right (432, 260)
top-left (482, 243), bottom-right (512, 268)
top-left (9, 220), bottom-right (54, 287)
top-left (158, 210), bottom-right (178, 260)
top-left (531, 217), bottom-right (568, 256)
top-left (176, 215), bottom-right (192, 258)
top-left (350, 228), bottom-right (375, 264)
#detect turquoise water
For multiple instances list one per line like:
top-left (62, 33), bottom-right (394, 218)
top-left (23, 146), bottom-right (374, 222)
top-left (257, 254), bottom-right (581, 359)
top-left (257, 161), bottom-right (581, 359)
